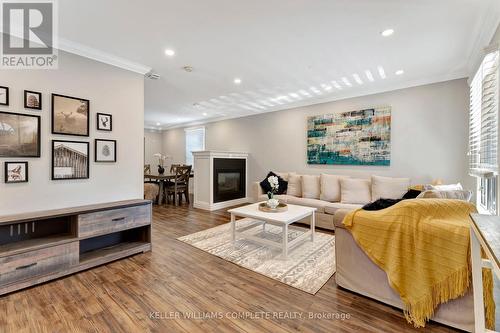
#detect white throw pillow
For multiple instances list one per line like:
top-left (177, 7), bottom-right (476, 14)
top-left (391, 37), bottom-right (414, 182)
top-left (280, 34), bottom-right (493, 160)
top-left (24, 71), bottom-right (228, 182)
top-left (340, 178), bottom-right (372, 204)
top-left (417, 190), bottom-right (472, 201)
top-left (275, 172), bottom-right (292, 181)
top-left (371, 175), bottom-right (410, 201)
top-left (287, 174), bottom-right (302, 197)
top-left (425, 183), bottom-right (463, 191)
top-left (320, 174), bottom-right (349, 202)
top-left (302, 175), bottom-right (320, 199)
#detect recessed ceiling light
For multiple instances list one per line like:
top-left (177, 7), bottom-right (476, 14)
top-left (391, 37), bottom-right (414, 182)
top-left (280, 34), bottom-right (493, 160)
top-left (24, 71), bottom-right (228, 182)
top-left (164, 49), bottom-right (175, 57)
top-left (156, 122), bottom-right (161, 126)
top-left (234, 78), bottom-right (242, 85)
top-left (377, 66), bottom-right (386, 79)
top-left (202, 112), bottom-right (208, 116)
top-left (381, 29), bottom-right (394, 37)
top-left (331, 81), bottom-right (342, 90)
top-left (395, 69), bottom-right (405, 75)
top-left (365, 70), bottom-right (374, 82)
top-left (352, 74), bottom-right (363, 85)
top-left (342, 77), bottom-right (352, 87)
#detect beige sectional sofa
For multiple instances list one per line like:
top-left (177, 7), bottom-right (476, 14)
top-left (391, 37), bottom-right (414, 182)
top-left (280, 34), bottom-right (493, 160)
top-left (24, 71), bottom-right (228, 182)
top-left (252, 172), bottom-right (410, 230)
top-left (253, 172), bottom-right (474, 331)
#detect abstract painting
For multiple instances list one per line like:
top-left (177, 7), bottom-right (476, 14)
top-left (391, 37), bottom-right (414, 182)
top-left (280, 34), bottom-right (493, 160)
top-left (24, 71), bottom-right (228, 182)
top-left (0, 111), bottom-right (41, 157)
top-left (96, 113), bottom-right (112, 131)
top-left (52, 94), bottom-right (89, 136)
top-left (307, 106), bottom-right (391, 165)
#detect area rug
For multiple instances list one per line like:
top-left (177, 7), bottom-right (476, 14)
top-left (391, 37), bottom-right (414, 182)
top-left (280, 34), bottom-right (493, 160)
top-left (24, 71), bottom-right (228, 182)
top-left (177, 218), bottom-right (335, 294)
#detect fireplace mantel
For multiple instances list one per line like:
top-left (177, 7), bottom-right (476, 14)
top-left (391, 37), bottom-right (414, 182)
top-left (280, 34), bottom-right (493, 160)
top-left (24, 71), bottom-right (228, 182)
top-left (193, 151), bottom-right (249, 211)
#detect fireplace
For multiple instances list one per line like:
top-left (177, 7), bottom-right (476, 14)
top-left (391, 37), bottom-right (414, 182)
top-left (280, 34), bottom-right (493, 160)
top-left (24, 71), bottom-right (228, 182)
top-left (213, 158), bottom-right (246, 203)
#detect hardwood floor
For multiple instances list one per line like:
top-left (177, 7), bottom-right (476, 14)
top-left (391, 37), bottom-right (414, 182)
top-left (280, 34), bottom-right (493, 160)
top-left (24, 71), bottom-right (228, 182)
top-left (0, 202), bottom-right (459, 333)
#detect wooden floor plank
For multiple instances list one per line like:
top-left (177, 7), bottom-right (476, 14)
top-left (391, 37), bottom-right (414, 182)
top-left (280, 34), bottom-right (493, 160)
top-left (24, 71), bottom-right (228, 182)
top-left (0, 201), bottom-right (459, 332)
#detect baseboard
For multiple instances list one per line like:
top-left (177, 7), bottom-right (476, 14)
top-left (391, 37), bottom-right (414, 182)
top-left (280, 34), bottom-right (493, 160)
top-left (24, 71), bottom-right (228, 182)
top-left (194, 197), bottom-right (250, 211)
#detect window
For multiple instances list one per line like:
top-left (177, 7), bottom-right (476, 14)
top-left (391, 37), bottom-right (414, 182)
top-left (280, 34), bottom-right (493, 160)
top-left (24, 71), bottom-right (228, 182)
top-left (469, 49), bottom-right (499, 215)
top-left (185, 127), bottom-right (205, 166)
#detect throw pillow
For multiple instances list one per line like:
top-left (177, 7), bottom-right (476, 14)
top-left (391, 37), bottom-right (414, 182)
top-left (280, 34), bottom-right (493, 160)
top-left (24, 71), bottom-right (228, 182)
top-left (424, 183), bottom-right (463, 191)
top-left (275, 172), bottom-right (291, 181)
top-left (340, 178), bottom-right (372, 204)
top-left (287, 174), bottom-right (302, 197)
top-left (417, 190), bottom-right (472, 201)
top-left (259, 172), bottom-right (288, 195)
top-left (302, 175), bottom-right (321, 199)
top-left (371, 175), bottom-right (410, 201)
top-left (320, 174), bottom-right (349, 202)
top-left (402, 189), bottom-right (422, 199)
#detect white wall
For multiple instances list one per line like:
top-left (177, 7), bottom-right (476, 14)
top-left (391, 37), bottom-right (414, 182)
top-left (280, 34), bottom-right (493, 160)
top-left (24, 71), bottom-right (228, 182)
top-left (0, 51), bottom-right (145, 215)
top-left (144, 130), bottom-right (163, 169)
top-left (162, 79), bottom-right (471, 191)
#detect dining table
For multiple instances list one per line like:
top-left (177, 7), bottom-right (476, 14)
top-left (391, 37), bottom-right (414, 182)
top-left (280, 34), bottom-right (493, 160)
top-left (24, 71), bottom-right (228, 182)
top-left (144, 172), bottom-right (194, 205)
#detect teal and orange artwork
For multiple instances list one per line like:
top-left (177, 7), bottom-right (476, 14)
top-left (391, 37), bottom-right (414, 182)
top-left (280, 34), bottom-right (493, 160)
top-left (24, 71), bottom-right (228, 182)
top-left (307, 107), bottom-right (391, 166)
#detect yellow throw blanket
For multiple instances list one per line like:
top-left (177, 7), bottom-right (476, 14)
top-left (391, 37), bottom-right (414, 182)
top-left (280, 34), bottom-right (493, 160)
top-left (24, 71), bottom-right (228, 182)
top-left (343, 199), bottom-right (495, 328)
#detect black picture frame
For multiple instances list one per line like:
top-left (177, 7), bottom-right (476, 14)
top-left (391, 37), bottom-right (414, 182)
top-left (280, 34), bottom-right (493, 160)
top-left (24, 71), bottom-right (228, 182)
top-left (51, 93), bottom-right (90, 137)
top-left (24, 90), bottom-right (42, 110)
top-left (4, 161), bottom-right (28, 183)
top-left (96, 113), bottom-right (112, 131)
top-left (0, 111), bottom-right (41, 157)
top-left (52, 140), bottom-right (90, 180)
top-left (95, 139), bottom-right (116, 162)
top-left (0, 86), bottom-right (9, 106)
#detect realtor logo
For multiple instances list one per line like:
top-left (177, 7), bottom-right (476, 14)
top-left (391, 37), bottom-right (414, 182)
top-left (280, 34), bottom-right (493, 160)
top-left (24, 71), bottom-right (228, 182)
top-left (1, 0), bottom-right (58, 69)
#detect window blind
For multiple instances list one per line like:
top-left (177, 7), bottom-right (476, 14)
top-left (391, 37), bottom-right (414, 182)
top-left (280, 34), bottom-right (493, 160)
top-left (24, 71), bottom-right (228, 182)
top-left (185, 127), bottom-right (205, 166)
top-left (469, 50), bottom-right (499, 177)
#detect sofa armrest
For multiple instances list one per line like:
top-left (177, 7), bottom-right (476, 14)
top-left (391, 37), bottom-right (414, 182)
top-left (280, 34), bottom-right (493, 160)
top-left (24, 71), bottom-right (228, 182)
top-left (252, 182), bottom-right (265, 202)
top-left (333, 209), bottom-right (352, 230)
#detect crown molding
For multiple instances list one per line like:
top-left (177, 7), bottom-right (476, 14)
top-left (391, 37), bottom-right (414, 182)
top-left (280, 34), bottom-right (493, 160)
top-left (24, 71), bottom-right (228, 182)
top-left (159, 71), bottom-right (468, 131)
top-left (58, 38), bottom-right (152, 75)
top-left (465, 1), bottom-right (500, 77)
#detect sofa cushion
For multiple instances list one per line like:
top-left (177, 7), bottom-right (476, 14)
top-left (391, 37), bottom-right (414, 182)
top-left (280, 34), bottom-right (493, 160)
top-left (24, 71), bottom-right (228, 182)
top-left (371, 175), bottom-right (410, 201)
top-left (285, 196), bottom-right (328, 213)
top-left (324, 202), bottom-right (363, 215)
top-left (340, 178), bottom-right (371, 204)
top-left (287, 174), bottom-right (302, 197)
top-left (259, 171), bottom-right (288, 195)
top-left (275, 172), bottom-right (294, 181)
top-left (302, 175), bottom-right (320, 199)
top-left (320, 174), bottom-right (349, 202)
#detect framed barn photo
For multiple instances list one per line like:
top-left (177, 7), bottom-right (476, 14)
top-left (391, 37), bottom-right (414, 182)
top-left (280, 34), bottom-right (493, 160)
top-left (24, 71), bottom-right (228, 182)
top-left (5, 162), bottom-right (28, 183)
top-left (96, 113), bottom-right (112, 131)
top-left (95, 139), bottom-right (116, 162)
top-left (0, 111), bottom-right (41, 157)
top-left (52, 140), bottom-right (89, 180)
top-left (0, 86), bottom-right (8, 106)
top-left (52, 94), bottom-right (90, 136)
top-left (24, 90), bottom-right (42, 110)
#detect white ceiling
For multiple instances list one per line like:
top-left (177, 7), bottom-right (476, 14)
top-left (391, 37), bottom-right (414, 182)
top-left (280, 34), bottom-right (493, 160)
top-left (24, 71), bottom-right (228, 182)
top-left (58, 0), bottom-right (500, 129)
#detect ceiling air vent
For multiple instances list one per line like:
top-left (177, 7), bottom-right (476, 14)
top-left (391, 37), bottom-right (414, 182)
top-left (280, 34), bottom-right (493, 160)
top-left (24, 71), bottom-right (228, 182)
top-left (145, 71), bottom-right (160, 80)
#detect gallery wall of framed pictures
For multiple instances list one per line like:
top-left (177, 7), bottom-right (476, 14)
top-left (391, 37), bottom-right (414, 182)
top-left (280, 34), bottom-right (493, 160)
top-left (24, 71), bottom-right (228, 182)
top-left (0, 85), bottom-right (117, 184)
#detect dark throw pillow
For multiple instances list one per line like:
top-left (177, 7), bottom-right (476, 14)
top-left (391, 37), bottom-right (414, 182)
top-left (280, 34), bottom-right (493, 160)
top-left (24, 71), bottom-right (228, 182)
top-left (402, 189), bottom-right (422, 199)
top-left (259, 171), bottom-right (288, 195)
top-left (363, 198), bottom-right (402, 211)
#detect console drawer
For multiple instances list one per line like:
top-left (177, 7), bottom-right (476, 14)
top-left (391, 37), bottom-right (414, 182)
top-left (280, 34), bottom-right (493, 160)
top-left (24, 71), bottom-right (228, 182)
top-left (0, 242), bottom-right (78, 286)
top-left (78, 204), bottom-right (151, 238)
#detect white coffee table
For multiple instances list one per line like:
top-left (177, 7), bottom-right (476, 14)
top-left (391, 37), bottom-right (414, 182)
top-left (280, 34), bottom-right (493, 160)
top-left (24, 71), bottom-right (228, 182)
top-left (227, 203), bottom-right (317, 258)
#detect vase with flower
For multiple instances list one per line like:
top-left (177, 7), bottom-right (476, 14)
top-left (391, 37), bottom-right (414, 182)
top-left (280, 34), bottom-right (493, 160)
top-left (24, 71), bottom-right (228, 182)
top-left (154, 153), bottom-right (167, 175)
top-left (266, 175), bottom-right (280, 209)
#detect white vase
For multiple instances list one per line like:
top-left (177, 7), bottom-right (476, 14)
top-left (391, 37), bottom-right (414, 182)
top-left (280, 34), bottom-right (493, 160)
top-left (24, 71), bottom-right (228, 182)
top-left (267, 198), bottom-right (279, 209)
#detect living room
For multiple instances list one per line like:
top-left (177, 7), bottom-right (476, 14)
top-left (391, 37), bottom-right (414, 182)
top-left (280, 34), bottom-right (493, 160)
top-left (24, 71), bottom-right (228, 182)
top-left (1, 1), bottom-right (500, 332)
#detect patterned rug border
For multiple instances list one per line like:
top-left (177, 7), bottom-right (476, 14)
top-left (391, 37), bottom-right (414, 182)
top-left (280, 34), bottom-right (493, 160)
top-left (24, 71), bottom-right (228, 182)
top-left (177, 220), bottom-right (335, 295)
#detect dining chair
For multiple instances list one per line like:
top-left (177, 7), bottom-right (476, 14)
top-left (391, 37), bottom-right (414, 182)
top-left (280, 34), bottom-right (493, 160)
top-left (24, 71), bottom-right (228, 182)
top-left (166, 165), bottom-right (192, 206)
